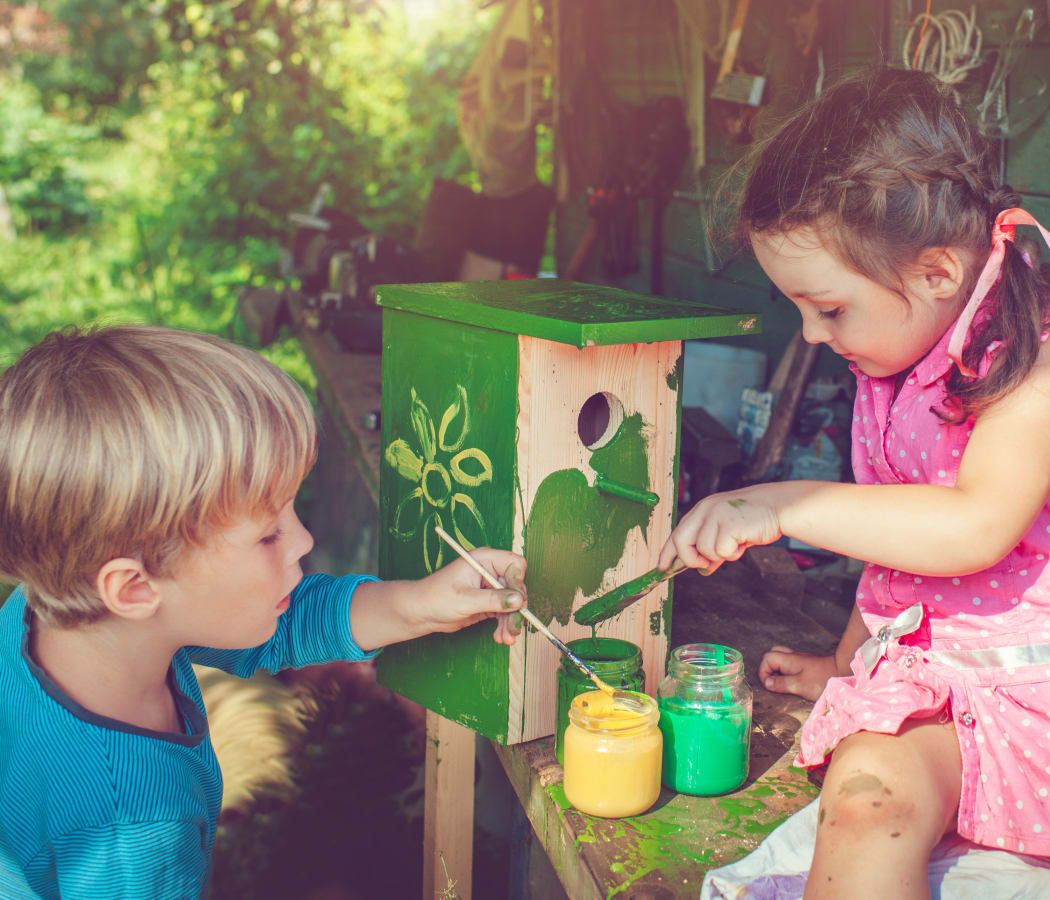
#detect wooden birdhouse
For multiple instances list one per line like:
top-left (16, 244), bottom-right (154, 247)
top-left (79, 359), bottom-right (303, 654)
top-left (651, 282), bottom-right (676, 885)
top-left (375, 279), bottom-right (759, 744)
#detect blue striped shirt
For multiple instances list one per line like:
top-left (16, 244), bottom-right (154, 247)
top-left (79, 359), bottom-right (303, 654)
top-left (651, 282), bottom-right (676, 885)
top-left (0, 573), bottom-right (379, 899)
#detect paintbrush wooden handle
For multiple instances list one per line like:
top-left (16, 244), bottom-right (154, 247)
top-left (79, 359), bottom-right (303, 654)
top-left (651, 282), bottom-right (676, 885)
top-left (432, 526), bottom-right (610, 688)
top-left (434, 525), bottom-right (504, 589)
top-left (433, 526), bottom-right (553, 639)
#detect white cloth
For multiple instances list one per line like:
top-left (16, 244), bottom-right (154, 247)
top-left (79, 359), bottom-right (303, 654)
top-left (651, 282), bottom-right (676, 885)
top-left (700, 799), bottom-right (1050, 900)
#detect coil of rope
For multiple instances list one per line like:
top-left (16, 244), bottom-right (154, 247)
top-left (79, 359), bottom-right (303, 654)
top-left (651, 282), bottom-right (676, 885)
top-left (902, 4), bottom-right (983, 85)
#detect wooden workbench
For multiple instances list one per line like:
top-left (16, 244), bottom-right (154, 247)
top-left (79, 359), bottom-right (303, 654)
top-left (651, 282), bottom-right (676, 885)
top-left (494, 559), bottom-right (837, 898)
top-left (280, 299), bottom-right (839, 899)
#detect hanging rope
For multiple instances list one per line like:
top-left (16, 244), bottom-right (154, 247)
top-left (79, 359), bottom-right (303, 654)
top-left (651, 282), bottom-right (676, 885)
top-left (975, 5), bottom-right (1048, 139)
top-left (902, 5), bottom-right (983, 86)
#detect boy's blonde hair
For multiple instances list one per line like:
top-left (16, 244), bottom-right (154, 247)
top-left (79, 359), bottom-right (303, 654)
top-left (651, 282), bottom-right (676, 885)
top-left (0, 325), bottom-right (318, 627)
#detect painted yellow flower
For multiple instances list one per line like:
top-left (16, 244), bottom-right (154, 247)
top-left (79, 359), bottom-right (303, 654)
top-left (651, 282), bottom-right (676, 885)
top-left (385, 384), bottom-right (493, 572)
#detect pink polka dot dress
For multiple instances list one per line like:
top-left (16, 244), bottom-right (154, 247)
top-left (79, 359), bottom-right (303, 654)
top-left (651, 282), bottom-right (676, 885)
top-left (796, 314), bottom-right (1050, 857)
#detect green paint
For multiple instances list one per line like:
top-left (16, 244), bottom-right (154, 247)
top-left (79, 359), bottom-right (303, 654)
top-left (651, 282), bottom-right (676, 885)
top-left (524, 414), bottom-right (653, 626)
top-left (658, 697), bottom-right (751, 795)
top-left (554, 638), bottom-right (644, 764)
top-left (727, 498), bottom-right (747, 509)
top-left (376, 280), bottom-right (762, 349)
top-left (665, 356), bottom-right (682, 392)
top-left (589, 413), bottom-right (651, 535)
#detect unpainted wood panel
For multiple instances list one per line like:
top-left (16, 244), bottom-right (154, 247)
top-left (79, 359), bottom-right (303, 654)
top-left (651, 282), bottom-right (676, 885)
top-left (515, 337), bottom-right (681, 740)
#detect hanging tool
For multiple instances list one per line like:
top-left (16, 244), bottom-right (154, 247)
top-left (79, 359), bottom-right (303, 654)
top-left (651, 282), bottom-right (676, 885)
top-left (709, 0), bottom-right (765, 106)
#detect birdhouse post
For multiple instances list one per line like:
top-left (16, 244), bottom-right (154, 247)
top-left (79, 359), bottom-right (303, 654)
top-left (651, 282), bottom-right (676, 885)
top-left (375, 280), bottom-right (758, 744)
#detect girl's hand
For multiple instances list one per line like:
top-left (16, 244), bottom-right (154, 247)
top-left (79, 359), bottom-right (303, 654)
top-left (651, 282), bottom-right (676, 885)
top-left (417, 548), bottom-right (527, 645)
top-left (658, 485), bottom-right (783, 573)
top-left (758, 645), bottom-right (844, 701)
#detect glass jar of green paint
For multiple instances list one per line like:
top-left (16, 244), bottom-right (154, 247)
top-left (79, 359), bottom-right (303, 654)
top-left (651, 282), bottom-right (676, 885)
top-left (657, 643), bottom-right (752, 796)
top-left (554, 637), bottom-right (644, 765)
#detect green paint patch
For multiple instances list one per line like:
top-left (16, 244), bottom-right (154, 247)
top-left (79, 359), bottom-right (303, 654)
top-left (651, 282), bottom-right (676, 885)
top-left (524, 414), bottom-right (654, 625)
top-left (665, 355), bottom-right (682, 393)
top-left (727, 499), bottom-right (747, 509)
top-left (589, 413), bottom-right (652, 542)
top-left (547, 782), bottom-right (574, 813)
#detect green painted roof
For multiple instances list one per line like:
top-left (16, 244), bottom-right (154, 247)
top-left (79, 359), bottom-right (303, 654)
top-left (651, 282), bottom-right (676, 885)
top-left (375, 280), bottom-right (760, 347)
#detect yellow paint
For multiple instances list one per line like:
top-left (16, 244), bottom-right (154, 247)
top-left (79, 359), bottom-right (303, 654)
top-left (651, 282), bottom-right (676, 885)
top-left (563, 691), bottom-right (662, 818)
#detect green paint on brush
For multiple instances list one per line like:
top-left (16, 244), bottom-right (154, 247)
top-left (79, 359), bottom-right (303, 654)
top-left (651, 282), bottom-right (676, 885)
top-left (574, 560), bottom-right (687, 626)
top-left (523, 414), bottom-right (654, 626)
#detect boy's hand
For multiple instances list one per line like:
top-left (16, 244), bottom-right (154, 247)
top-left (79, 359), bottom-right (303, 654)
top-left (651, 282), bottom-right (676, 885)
top-left (758, 645), bottom-right (842, 701)
top-left (658, 485), bottom-right (782, 574)
top-left (419, 548), bottom-right (527, 645)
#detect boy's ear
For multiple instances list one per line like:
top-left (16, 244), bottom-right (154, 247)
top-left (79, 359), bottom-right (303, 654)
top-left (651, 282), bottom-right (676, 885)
top-left (913, 246), bottom-right (969, 301)
top-left (96, 558), bottom-right (162, 620)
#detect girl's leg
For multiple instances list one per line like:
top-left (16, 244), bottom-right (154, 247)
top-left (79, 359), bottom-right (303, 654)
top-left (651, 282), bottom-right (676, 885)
top-left (804, 717), bottom-right (962, 900)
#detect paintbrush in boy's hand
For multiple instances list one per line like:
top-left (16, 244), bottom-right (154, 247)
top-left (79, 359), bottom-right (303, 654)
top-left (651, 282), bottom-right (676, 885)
top-left (432, 525), bottom-right (645, 712)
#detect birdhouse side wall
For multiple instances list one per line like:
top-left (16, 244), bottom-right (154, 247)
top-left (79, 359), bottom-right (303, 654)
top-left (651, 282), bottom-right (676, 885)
top-left (376, 309), bottom-right (520, 741)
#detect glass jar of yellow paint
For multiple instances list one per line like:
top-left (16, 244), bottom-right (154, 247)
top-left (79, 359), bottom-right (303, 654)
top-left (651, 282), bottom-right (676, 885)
top-left (562, 690), bottom-right (662, 818)
top-left (657, 643), bottom-right (752, 796)
top-left (554, 637), bottom-right (644, 765)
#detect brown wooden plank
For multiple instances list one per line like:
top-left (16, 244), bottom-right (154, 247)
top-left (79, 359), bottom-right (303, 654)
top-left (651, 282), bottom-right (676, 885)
top-left (423, 711), bottom-right (476, 900)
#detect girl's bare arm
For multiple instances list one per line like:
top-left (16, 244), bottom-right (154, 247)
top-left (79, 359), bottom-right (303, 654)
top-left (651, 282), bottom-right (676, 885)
top-left (662, 342), bottom-right (1050, 576)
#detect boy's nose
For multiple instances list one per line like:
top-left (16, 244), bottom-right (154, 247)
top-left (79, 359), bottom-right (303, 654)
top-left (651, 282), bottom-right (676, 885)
top-left (288, 513), bottom-right (314, 562)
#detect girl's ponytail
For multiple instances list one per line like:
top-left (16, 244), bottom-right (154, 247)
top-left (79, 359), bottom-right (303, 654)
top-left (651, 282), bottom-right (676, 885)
top-left (948, 226), bottom-right (1050, 421)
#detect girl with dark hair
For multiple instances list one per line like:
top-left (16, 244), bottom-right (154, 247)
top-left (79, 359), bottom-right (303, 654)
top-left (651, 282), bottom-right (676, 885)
top-left (660, 67), bottom-right (1050, 897)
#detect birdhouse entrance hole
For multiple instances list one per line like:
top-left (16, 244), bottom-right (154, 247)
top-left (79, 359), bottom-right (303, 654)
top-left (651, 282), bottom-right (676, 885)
top-left (577, 392), bottom-right (624, 450)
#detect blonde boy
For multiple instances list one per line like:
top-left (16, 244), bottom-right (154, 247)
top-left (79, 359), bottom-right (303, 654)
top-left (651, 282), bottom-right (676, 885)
top-left (0, 325), bottom-right (525, 899)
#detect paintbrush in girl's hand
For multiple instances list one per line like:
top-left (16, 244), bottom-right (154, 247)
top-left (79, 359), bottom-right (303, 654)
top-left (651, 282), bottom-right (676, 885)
top-left (574, 559), bottom-right (691, 627)
top-left (433, 525), bottom-right (644, 711)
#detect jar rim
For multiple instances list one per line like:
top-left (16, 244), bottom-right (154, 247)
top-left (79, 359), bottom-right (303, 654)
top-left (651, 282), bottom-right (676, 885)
top-left (560, 637), bottom-right (642, 676)
top-left (668, 642), bottom-right (743, 680)
top-left (568, 690), bottom-right (658, 732)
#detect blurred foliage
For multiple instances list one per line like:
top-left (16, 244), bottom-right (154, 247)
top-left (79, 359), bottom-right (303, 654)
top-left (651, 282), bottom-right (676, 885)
top-left (17, 0), bottom-right (161, 120)
top-left (0, 80), bottom-right (97, 231)
top-left (1, 0), bottom-right (500, 385)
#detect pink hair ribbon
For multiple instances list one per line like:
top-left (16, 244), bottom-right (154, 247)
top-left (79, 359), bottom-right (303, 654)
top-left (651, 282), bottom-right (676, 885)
top-left (948, 208), bottom-right (1050, 377)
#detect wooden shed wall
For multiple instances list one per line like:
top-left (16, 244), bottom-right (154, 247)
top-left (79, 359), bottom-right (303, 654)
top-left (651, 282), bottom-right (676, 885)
top-left (552, 0), bottom-right (1050, 375)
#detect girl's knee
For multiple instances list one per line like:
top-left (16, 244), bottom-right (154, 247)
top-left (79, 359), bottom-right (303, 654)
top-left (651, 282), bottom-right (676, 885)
top-left (818, 769), bottom-right (922, 839)
top-left (820, 738), bottom-right (957, 842)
